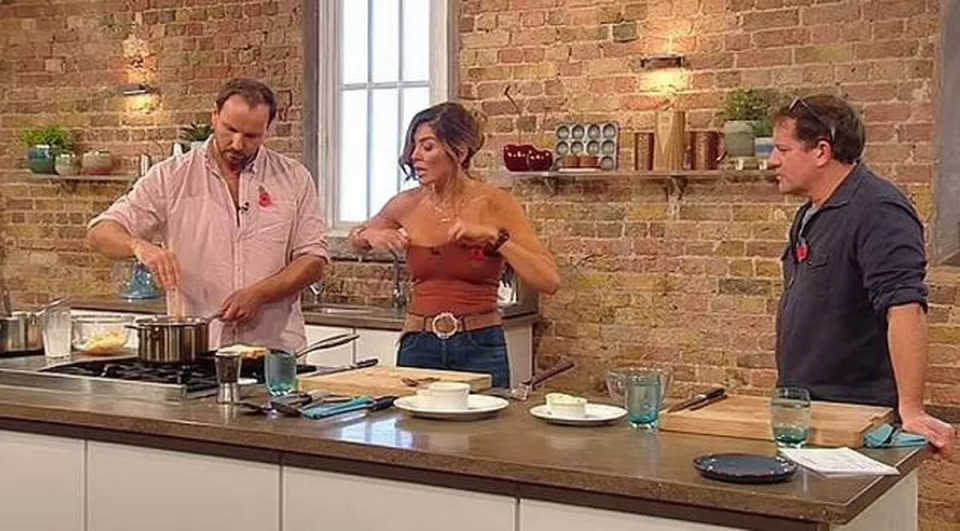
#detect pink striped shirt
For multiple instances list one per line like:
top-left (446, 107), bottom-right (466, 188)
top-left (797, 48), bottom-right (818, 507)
top-left (89, 141), bottom-right (328, 352)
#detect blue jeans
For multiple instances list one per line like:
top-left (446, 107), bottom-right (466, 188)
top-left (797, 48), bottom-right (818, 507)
top-left (397, 326), bottom-right (510, 388)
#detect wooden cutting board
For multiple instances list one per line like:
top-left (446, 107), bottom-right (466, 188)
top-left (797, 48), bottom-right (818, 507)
top-left (297, 366), bottom-right (492, 397)
top-left (658, 395), bottom-right (894, 448)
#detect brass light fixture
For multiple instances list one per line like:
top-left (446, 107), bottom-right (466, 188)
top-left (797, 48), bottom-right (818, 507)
top-left (120, 83), bottom-right (154, 96)
top-left (640, 55), bottom-right (684, 70)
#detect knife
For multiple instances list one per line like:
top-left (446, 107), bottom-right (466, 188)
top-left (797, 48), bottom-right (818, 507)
top-left (688, 391), bottom-right (728, 411)
top-left (665, 386), bottom-right (725, 413)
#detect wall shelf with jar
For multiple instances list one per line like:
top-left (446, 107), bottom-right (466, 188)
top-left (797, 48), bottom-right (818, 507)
top-left (490, 169), bottom-right (777, 199)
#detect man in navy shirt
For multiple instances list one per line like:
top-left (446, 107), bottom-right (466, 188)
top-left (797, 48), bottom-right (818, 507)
top-left (771, 94), bottom-right (955, 456)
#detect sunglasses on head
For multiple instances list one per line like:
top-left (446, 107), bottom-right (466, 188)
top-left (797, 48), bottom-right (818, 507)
top-left (789, 97), bottom-right (836, 146)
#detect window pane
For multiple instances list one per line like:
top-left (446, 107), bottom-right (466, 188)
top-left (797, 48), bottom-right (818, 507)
top-left (402, 0), bottom-right (430, 82)
top-left (370, 89), bottom-right (399, 216)
top-left (339, 90), bottom-right (368, 222)
top-left (371, 0), bottom-right (399, 83)
top-left (341, 0), bottom-right (368, 85)
top-left (400, 87), bottom-right (430, 190)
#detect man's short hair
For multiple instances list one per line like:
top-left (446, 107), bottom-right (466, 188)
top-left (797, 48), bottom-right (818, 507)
top-left (773, 94), bottom-right (865, 164)
top-left (215, 78), bottom-right (278, 124)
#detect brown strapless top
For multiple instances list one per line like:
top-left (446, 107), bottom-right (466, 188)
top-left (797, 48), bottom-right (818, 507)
top-left (406, 243), bottom-right (504, 316)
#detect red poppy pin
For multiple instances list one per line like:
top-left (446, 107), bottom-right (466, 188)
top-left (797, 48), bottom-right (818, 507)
top-left (796, 241), bottom-right (809, 262)
top-left (258, 185), bottom-right (272, 208)
top-left (469, 247), bottom-right (485, 261)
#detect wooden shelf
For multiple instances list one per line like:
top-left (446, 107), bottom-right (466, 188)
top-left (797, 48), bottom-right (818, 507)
top-left (491, 169), bottom-right (777, 198)
top-left (29, 174), bottom-right (138, 183)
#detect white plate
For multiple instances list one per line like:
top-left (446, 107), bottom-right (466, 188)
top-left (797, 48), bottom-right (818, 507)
top-left (394, 394), bottom-right (509, 421)
top-left (529, 404), bottom-right (627, 426)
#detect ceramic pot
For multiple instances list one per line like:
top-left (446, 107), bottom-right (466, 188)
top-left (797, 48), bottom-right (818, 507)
top-left (27, 145), bottom-right (56, 174)
top-left (82, 150), bottom-right (113, 175)
top-left (722, 121), bottom-right (758, 159)
top-left (54, 152), bottom-right (80, 176)
top-left (526, 149), bottom-right (553, 171)
top-left (503, 144), bottom-right (535, 172)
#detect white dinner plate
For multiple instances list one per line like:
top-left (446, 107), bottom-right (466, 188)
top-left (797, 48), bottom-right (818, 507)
top-left (394, 394), bottom-right (509, 421)
top-left (529, 403), bottom-right (627, 426)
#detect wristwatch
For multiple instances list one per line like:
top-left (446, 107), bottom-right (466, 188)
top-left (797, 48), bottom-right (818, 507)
top-left (487, 228), bottom-right (510, 254)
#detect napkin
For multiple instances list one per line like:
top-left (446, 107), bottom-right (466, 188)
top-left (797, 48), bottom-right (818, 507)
top-left (863, 424), bottom-right (927, 449)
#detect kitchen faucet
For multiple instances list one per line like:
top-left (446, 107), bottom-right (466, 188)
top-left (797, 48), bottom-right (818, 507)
top-left (307, 281), bottom-right (324, 306)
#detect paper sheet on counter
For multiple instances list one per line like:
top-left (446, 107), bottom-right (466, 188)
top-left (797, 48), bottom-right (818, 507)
top-left (779, 448), bottom-right (900, 477)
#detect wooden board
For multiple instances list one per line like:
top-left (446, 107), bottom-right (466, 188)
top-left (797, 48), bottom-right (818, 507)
top-left (298, 366), bottom-right (492, 397)
top-left (658, 395), bottom-right (894, 448)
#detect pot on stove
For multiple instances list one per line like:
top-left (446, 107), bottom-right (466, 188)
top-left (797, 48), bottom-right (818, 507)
top-left (128, 315), bottom-right (212, 364)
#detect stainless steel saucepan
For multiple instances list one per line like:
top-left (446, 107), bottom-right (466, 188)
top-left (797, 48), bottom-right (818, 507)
top-left (127, 315), bottom-right (213, 364)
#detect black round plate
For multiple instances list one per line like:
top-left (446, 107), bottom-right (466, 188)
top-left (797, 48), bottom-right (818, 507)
top-left (692, 453), bottom-right (798, 484)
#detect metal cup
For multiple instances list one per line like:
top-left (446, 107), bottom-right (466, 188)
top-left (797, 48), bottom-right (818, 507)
top-left (214, 351), bottom-right (243, 404)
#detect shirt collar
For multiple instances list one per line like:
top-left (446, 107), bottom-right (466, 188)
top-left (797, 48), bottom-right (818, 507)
top-left (807, 162), bottom-right (866, 212)
top-left (202, 138), bottom-right (266, 182)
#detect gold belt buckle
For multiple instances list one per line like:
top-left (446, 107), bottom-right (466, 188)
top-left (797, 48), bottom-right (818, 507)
top-left (430, 312), bottom-right (460, 339)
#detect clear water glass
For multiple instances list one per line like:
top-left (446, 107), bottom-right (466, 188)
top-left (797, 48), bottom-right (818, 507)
top-left (771, 387), bottom-right (812, 448)
top-left (40, 307), bottom-right (72, 359)
top-left (264, 351), bottom-right (297, 397)
top-left (606, 367), bottom-right (671, 430)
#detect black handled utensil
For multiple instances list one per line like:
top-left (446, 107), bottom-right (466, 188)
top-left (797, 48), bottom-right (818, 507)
top-left (688, 391), bottom-right (728, 411)
top-left (665, 386), bottom-right (725, 413)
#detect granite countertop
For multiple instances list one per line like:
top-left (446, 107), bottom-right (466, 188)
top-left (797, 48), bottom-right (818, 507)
top-left (69, 297), bottom-right (539, 330)
top-left (0, 385), bottom-right (925, 527)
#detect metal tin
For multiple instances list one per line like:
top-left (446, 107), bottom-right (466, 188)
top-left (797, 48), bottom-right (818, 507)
top-left (0, 312), bottom-right (43, 354)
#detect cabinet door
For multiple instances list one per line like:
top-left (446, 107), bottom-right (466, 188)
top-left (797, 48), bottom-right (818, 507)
top-left (305, 325), bottom-right (354, 366)
top-left (354, 328), bottom-right (401, 367)
top-left (283, 467), bottom-right (515, 531)
top-left (0, 430), bottom-right (84, 531)
top-left (505, 325), bottom-right (533, 387)
top-left (87, 441), bottom-right (279, 531)
top-left (519, 499), bottom-right (739, 531)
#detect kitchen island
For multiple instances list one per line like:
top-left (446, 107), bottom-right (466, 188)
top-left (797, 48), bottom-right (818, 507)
top-left (0, 385), bottom-right (923, 531)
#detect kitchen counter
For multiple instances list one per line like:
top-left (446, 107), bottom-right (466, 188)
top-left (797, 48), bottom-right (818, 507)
top-left (0, 383), bottom-right (925, 530)
top-left (70, 297), bottom-right (540, 330)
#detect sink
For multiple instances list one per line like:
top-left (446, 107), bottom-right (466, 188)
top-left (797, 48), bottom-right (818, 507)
top-left (303, 304), bottom-right (376, 316)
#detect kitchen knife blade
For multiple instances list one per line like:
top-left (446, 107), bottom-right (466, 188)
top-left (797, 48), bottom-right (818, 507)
top-left (688, 392), bottom-right (728, 411)
top-left (665, 386), bottom-right (725, 413)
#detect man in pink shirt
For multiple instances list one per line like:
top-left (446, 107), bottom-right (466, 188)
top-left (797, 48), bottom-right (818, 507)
top-left (87, 78), bottom-right (328, 352)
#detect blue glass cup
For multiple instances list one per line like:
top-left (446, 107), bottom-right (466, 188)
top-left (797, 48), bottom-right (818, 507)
top-left (264, 350), bottom-right (297, 397)
top-left (606, 367), bottom-right (672, 429)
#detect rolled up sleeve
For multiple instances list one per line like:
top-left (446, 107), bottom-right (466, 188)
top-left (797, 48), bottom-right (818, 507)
top-left (87, 168), bottom-right (166, 240)
top-left (290, 167), bottom-right (329, 263)
top-left (856, 199), bottom-right (928, 314)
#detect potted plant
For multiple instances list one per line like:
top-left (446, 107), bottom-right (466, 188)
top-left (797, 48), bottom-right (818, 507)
top-left (20, 126), bottom-right (75, 174)
top-left (180, 123), bottom-right (214, 151)
top-left (721, 89), bottom-right (774, 159)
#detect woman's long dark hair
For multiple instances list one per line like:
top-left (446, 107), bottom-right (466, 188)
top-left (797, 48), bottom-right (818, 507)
top-left (399, 102), bottom-right (485, 181)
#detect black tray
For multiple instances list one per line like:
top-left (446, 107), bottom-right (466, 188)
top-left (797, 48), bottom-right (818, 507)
top-left (692, 453), bottom-right (798, 484)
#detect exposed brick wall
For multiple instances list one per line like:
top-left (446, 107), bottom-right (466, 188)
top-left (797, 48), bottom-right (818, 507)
top-left (0, 0), bottom-right (305, 303)
top-left (0, 0), bottom-right (957, 526)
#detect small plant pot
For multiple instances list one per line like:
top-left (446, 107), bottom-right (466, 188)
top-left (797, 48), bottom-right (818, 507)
top-left (723, 120), bottom-right (758, 159)
top-left (55, 152), bottom-right (81, 176)
top-left (27, 145), bottom-right (57, 174)
top-left (754, 137), bottom-right (775, 170)
top-left (82, 150), bottom-right (114, 175)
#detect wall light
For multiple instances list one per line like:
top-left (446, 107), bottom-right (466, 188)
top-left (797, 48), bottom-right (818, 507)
top-left (640, 55), bottom-right (684, 70)
top-left (120, 83), bottom-right (154, 96)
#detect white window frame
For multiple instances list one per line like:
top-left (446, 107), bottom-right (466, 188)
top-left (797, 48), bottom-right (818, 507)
top-left (315, 0), bottom-right (454, 235)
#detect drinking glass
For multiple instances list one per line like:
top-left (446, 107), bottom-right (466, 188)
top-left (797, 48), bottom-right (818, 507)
top-left (40, 306), bottom-right (72, 359)
top-left (770, 387), bottom-right (812, 448)
top-left (264, 351), bottom-right (297, 397)
top-left (606, 367), bottom-right (671, 429)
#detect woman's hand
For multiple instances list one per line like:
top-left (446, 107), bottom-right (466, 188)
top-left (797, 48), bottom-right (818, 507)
top-left (449, 219), bottom-right (497, 248)
top-left (359, 228), bottom-right (410, 253)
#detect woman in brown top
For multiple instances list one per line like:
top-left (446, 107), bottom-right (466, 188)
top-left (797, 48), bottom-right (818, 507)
top-left (348, 102), bottom-right (559, 387)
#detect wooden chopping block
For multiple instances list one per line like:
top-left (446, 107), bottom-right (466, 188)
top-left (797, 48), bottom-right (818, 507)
top-left (297, 366), bottom-right (492, 397)
top-left (658, 395), bottom-right (894, 448)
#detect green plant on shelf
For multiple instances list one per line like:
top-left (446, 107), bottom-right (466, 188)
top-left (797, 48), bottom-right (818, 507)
top-left (20, 126), bottom-right (75, 151)
top-left (179, 123), bottom-right (214, 142)
top-left (721, 89), bottom-right (776, 122)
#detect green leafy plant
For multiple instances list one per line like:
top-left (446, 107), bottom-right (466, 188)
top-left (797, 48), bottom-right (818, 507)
top-left (721, 89), bottom-right (775, 122)
top-left (20, 126), bottom-right (75, 151)
top-left (179, 123), bottom-right (214, 142)
top-left (751, 119), bottom-right (774, 138)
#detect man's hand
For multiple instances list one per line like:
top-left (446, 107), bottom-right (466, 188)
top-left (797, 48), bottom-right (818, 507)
top-left (132, 239), bottom-right (180, 290)
top-left (901, 409), bottom-right (957, 458)
top-left (448, 219), bottom-right (497, 248)
top-left (218, 286), bottom-right (266, 324)
top-left (360, 228), bottom-right (410, 253)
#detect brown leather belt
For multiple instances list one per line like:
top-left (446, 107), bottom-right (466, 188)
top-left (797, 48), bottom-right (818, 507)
top-left (402, 311), bottom-right (502, 339)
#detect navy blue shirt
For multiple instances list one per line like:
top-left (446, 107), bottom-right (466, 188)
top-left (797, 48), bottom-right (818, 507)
top-left (776, 164), bottom-right (928, 407)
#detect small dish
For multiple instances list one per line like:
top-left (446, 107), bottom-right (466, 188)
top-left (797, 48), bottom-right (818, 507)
top-left (570, 141), bottom-right (584, 155)
top-left (587, 124), bottom-right (601, 139)
top-left (571, 124), bottom-right (586, 139)
top-left (393, 394), bottom-right (509, 421)
top-left (602, 123), bottom-right (618, 139)
top-left (692, 453), bottom-right (798, 484)
top-left (586, 140), bottom-right (600, 155)
top-left (556, 125), bottom-right (570, 140)
top-left (530, 403), bottom-right (627, 426)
